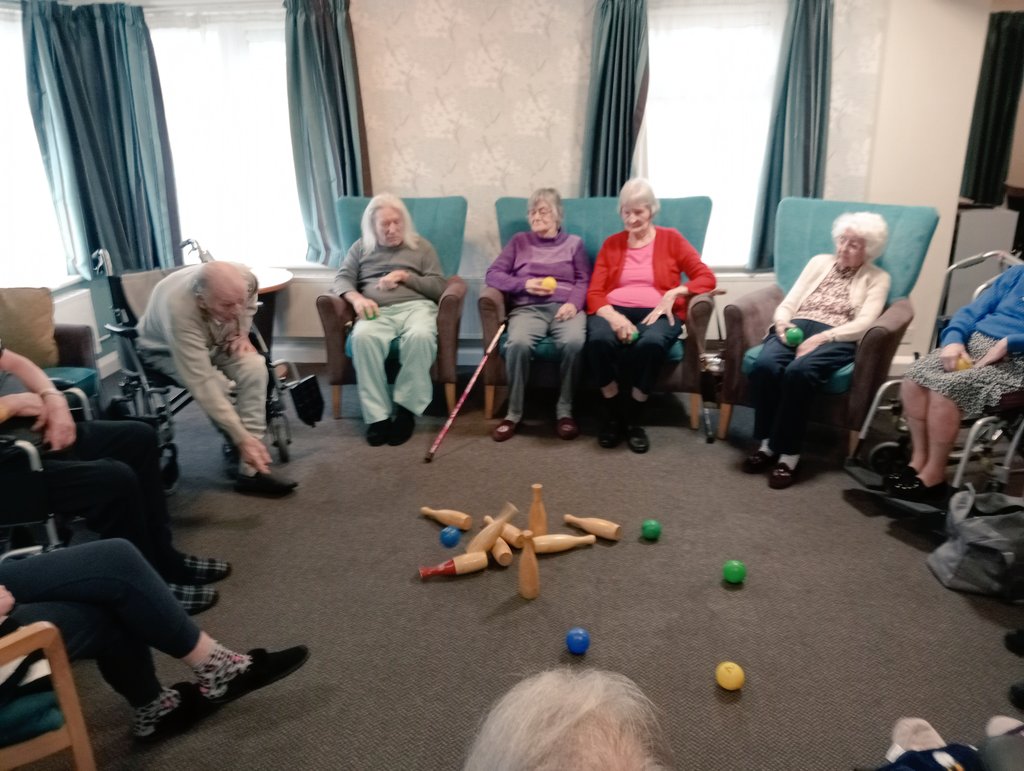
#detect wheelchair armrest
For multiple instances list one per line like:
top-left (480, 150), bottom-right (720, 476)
top-left (104, 322), bottom-right (139, 340)
top-left (0, 437), bottom-right (43, 472)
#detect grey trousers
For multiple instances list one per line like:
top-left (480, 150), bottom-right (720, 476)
top-left (504, 303), bottom-right (586, 422)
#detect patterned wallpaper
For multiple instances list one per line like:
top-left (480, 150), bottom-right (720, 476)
top-left (824, 0), bottom-right (888, 202)
top-left (350, 0), bottom-right (596, 279)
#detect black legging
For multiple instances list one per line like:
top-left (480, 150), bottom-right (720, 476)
top-left (38, 420), bottom-right (186, 582)
top-left (3, 540), bottom-right (201, 707)
top-left (585, 306), bottom-right (682, 395)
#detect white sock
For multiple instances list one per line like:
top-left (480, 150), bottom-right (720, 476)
top-left (759, 439), bottom-right (772, 455)
top-left (779, 453), bottom-right (800, 470)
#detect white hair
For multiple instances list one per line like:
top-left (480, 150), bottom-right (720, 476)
top-left (618, 178), bottom-right (660, 218)
top-left (360, 193), bottom-right (420, 252)
top-left (528, 187), bottom-right (564, 227)
top-left (831, 211), bottom-right (889, 260)
top-left (463, 669), bottom-right (673, 771)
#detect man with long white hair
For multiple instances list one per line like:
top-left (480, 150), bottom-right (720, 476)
top-left (332, 194), bottom-right (447, 446)
top-left (463, 669), bottom-right (674, 770)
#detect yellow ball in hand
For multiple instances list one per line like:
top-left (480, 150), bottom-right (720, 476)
top-left (715, 661), bottom-right (745, 691)
top-left (540, 276), bottom-right (557, 291)
top-left (955, 357), bottom-right (972, 371)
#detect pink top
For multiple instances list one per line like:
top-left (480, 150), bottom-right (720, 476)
top-left (606, 242), bottom-right (663, 308)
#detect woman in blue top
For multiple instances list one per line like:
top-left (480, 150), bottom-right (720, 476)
top-left (484, 188), bottom-right (591, 442)
top-left (891, 265), bottom-right (1024, 502)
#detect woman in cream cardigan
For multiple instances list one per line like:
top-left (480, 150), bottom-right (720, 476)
top-left (741, 212), bottom-right (891, 489)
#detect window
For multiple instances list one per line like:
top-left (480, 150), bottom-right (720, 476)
top-left (641, 0), bottom-right (788, 268)
top-left (149, 7), bottom-right (307, 268)
top-left (0, 9), bottom-right (73, 288)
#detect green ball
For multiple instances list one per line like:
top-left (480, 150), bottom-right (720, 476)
top-left (630, 330), bottom-right (639, 343)
top-left (784, 327), bottom-right (804, 347)
top-left (722, 559), bottom-right (747, 584)
top-left (641, 519), bottom-right (662, 541)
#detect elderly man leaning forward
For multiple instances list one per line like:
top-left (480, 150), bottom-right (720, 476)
top-left (332, 194), bottom-right (447, 446)
top-left (137, 262), bottom-right (297, 496)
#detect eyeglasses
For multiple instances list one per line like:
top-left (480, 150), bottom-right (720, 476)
top-left (528, 207), bottom-right (554, 217)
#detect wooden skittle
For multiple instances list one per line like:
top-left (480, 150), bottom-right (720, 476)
top-left (419, 551), bottom-right (488, 579)
top-left (465, 502), bottom-right (518, 554)
top-left (528, 483), bottom-right (548, 536)
top-left (420, 506), bottom-right (472, 530)
top-left (532, 534), bottom-right (596, 554)
top-left (563, 514), bottom-right (622, 541)
top-left (490, 537), bottom-right (513, 567)
top-left (518, 530), bottom-right (539, 599)
top-left (484, 515), bottom-right (525, 548)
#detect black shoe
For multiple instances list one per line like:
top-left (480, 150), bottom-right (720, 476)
top-left (388, 406), bottom-right (416, 446)
top-left (626, 425), bottom-right (649, 454)
top-left (1010, 681), bottom-right (1024, 711)
top-left (768, 462), bottom-right (797, 490)
top-left (205, 646), bottom-right (310, 706)
top-left (234, 471), bottom-right (298, 497)
top-left (742, 450), bottom-right (777, 474)
top-left (222, 443), bottom-right (240, 480)
top-left (168, 584), bottom-right (218, 615)
top-left (598, 417), bottom-right (623, 448)
top-left (889, 476), bottom-right (949, 504)
top-left (366, 420), bottom-right (390, 446)
top-left (1006, 630), bottom-right (1024, 657)
top-left (134, 682), bottom-right (215, 743)
top-left (882, 465), bottom-right (915, 492)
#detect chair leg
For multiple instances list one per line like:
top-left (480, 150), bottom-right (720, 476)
top-left (717, 403), bottom-right (733, 440)
top-left (445, 383), bottom-right (456, 414)
top-left (484, 385), bottom-right (495, 421)
top-left (332, 385), bottom-right (341, 419)
top-left (689, 393), bottom-right (701, 430)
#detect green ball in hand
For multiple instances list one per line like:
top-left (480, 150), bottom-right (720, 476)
top-left (784, 327), bottom-right (804, 347)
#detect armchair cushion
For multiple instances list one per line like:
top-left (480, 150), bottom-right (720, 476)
top-left (0, 692), bottom-right (64, 748)
top-left (0, 288), bottom-right (58, 369)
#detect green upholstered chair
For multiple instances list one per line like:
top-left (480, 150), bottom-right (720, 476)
top-left (316, 196), bottom-right (468, 419)
top-left (480, 196), bottom-right (716, 427)
top-left (0, 622), bottom-right (95, 770)
top-left (718, 197), bottom-right (939, 453)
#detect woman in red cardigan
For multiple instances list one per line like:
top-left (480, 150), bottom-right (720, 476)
top-left (585, 178), bottom-right (716, 453)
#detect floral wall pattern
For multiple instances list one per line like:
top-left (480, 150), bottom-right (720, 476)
top-left (351, 0), bottom-right (596, 279)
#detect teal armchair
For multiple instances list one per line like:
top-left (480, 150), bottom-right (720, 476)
top-left (480, 196), bottom-right (716, 427)
top-left (316, 196), bottom-right (468, 419)
top-left (718, 197), bottom-right (939, 453)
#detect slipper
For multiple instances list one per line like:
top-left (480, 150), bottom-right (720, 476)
top-left (768, 462), bottom-right (797, 489)
top-left (491, 419), bottom-right (517, 442)
top-left (555, 417), bottom-right (579, 440)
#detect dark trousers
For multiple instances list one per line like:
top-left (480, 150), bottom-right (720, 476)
top-left (4, 539), bottom-right (201, 707)
top-left (585, 306), bottom-right (682, 395)
top-left (749, 319), bottom-right (856, 455)
top-left (39, 420), bottom-right (185, 582)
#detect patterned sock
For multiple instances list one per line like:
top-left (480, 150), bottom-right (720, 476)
top-left (192, 642), bottom-right (252, 700)
top-left (132, 686), bottom-right (181, 738)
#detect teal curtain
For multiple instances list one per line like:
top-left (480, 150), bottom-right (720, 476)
top-left (581, 0), bottom-right (649, 197)
top-left (285, 0), bottom-right (369, 267)
top-left (961, 12), bottom-right (1024, 206)
top-left (749, 0), bottom-right (833, 269)
top-left (22, 1), bottom-right (181, 277)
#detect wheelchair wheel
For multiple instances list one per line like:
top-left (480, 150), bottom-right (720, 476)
top-left (868, 441), bottom-right (908, 476)
top-left (270, 415), bottom-right (291, 463)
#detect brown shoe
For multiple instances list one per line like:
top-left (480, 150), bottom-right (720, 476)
top-left (768, 463), bottom-right (797, 489)
top-left (741, 450), bottom-right (777, 474)
top-left (491, 419), bottom-right (517, 442)
top-left (555, 417), bottom-right (579, 440)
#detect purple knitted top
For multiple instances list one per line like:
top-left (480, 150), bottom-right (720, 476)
top-left (485, 230), bottom-right (590, 310)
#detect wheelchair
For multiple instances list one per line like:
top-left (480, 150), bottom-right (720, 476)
top-left (846, 250), bottom-right (1024, 509)
top-left (95, 244), bottom-right (321, 491)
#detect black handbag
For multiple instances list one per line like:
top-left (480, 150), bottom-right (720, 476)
top-left (288, 374), bottom-right (324, 427)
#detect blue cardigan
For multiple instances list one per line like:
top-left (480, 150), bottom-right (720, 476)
top-left (942, 265), bottom-right (1024, 353)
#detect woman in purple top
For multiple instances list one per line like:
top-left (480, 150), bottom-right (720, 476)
top-left (485, 188), bottom-right (591, 441)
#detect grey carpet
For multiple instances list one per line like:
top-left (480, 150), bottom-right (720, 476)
top-left (29, 372), bottom-right (1024, 770)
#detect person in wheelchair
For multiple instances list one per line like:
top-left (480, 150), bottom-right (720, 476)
top-left (0, 343), bottom-right (228, 614)
top-left (136, 261), bottom-right (297, 496)
top-left (332, 193), bottom-right (448, 446)
top-left (0, 539), bottom-right (308, 742)
top-left (890, 264), bottom-right (1024, 503)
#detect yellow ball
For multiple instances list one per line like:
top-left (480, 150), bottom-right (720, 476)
top-left (955, 357), bottom-right (972, 371)
top-left (541, 276), bottom-right (557, 290)
top-left (715, 661), bottom-right (745, 691)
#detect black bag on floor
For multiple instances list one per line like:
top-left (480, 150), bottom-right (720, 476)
top-left (926, 484), bottom-right (1024, 602)
top-left (289, 374), bottom-right (324, 427)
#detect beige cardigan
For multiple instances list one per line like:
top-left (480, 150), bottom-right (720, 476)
top-left (773, 254), bottom-right (891, 343)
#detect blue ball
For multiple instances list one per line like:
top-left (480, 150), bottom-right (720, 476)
top-left (440, 526), bottom-right (461, 548)
top-left (566, 627), bottom-right (590, 655)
